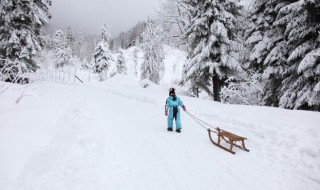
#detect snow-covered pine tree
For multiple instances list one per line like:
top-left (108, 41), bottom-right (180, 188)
top-left (181, 0), bottom-right (244, 101)
top-left (245, 0), bottom-right (288, 106)
top-left (276, 0), bottom-right (320, 111)
top-left (133, 48), bottom-right (139, 77)
top-left (74, 31), bottom-right (84, 60)
top-left (82, 35), bottom-right (96, 62)
top-left (111, 21), bottom-right (148, 50)
top-left (116, 49), bottom-right (127, 74)
top-left (140, 23), bottom-right (165, 84)
top-left (135, 36), bottom-right (140, 47)
top-left (65, 26), bottom-right (75, 49)
top-left (220, 72), bottom-right (265, 105)
top-left (158, 0), bottom-right (189, 48)
top-left (53, 30), bottom-right (73, 68)
top-left (0, 0), bottom-right (51, 82)
top-left (93, 23), bottom-right (114, 81)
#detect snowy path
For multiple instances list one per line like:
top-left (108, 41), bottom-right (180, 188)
top-left (0, 77), bottom-right (320, 190)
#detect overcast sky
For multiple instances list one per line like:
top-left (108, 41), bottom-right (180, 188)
top-left (48, 0), bottom-right (160, 37)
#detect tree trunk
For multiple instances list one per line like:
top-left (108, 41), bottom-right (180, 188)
top-left (213, 75), bottom-right (221, 102)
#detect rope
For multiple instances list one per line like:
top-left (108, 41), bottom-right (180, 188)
top-left (184, 110), bottom-right (218, 133)
top-left (185, 111), bottom-right (209, 130)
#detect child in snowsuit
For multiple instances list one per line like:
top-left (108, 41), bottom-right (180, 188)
top-left (165, 88), bottom-right (186, 133)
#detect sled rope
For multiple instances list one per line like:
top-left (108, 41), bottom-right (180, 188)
top-left (185, 111), bottom-right (218, 133)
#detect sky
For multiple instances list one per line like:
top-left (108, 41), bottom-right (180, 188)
top-left (48, 0), bottom-right (160, 37)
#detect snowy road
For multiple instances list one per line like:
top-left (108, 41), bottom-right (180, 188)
top-left (0, 77), bottom-right (319, 190)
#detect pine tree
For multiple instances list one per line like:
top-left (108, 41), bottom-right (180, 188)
top-left (181, 0), bottom-right (244, 101)
top-left (220, 73), bottom-right (264, 105)
top-left (135, 36), bottom-right (141, 47)
top-left (112, 21), bottom-right (148, 51)
top-left (74, 30), bottom-right (84, 59)
top-left (53, 30), bottom-right (73, 68)
top-left (82, 35), bottom-right (96, 63)
top-left (65, 26), bottom-right (75, 49)
top-left (93, 23), bottom-right (114, 81)
top-left (245, 0), bottom-right (320, 111)
top-left (133, 48), bottom-right (139, 77)
top-left (0, 0), bottom-right (51, 82)
top-left (158, 0), bottom-right (189, 48)
top-left (140, 23), bottom-right (165, 84)
top-left (245, 0), bottom-right (287, 106)
top-left (276, 0), bottom-right (320, 111)
top-left (116, 49), bottom-right (127, 74)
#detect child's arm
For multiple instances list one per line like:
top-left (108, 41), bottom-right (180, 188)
top-left (178, 98), bottom-right (186, 111)
top-left (165, 98), bottom-right (169, 115)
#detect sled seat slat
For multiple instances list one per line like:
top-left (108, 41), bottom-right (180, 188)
top-left (218, 130), bottom-right (246, 141)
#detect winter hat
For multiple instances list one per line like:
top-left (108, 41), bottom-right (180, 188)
top-left (169, 88), bottom-right (175, 95)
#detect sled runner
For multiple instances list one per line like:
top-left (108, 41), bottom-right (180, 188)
top-left (208, 128), bottom-right (249, 154)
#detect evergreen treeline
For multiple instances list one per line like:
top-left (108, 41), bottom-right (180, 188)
top-left (1, 0), bottom-right (319, 111)
top-left (160, 0), bottom-right (320, 111)
top-left (0, 0), bottom-right (52, 82)
top-left (111, 21), bottom-right (148, 51)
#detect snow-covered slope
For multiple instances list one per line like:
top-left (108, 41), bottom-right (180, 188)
top-left (0, 76), bottom-right (319, 190)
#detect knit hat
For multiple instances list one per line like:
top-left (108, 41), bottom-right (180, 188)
top-left (169, 88), bottom-right (175, 95)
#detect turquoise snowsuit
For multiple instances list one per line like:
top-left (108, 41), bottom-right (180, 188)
top-left (165, 96), bottom-right (184, 129)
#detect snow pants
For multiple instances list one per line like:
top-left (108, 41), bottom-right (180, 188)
top-left (167, 106), bottom-right (182, 129)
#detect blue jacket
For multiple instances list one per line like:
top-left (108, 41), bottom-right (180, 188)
top-left (166, 96), bottom-right (184, 110)
top-left (165, 96), bottom-right (184, 129)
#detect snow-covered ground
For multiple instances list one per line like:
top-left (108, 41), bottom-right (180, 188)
top-left (0, 75), bottom-right (319, 190)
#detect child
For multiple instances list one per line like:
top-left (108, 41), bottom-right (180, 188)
top-left (165, 88), bottom-right (186, 133)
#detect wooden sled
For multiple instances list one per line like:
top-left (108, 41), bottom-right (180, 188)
top-left (207, 128), bottom-right (249, 154)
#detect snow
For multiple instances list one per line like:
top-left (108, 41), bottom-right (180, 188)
top-left (0, 75), bottom-right (320, 190)
top-left (239, 0), bottom-right (253, 9)
top-left (298, 49), bottom-right (320, 74)
top-left (114, 45), bottom-right (186, 86)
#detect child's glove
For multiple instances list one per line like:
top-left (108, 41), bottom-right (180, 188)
top-left (182, 105), bottom-right (186, 111)
top-left (165, 109), bottom-right (168, 116)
